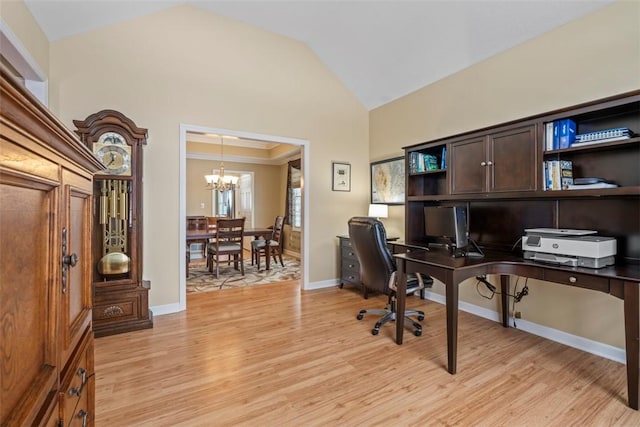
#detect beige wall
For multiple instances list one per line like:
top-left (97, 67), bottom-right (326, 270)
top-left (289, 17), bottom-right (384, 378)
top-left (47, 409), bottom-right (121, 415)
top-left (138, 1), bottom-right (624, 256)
top-left (370, 1), bottom-right (640, 348)
top-left (186, 157), bottom-right (284, 227)
top-left (0, 0), bottom-right (49, 75)
top-left (45, 5), bottom-right (369, 306)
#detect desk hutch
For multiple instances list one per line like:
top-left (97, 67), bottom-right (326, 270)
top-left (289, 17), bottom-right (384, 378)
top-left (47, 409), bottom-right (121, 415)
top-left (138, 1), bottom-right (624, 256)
top-left (404, 90), bottom-right (639, 261)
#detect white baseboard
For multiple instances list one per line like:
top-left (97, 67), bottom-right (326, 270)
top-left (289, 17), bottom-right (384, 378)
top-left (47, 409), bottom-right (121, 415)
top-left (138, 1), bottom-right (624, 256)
top-left (305, 279), bottom-right (339, 290)
top-left (422, 290), bottom-right (626, 364)
top-left (150, 302), bottom-right (185, 316)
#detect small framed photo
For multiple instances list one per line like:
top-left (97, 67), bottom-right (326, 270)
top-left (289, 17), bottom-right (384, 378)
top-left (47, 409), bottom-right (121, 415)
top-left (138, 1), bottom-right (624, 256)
top-left (332, 162), bottom-right (351, 192)
top-left (371, 156), bottom-right (405, 204)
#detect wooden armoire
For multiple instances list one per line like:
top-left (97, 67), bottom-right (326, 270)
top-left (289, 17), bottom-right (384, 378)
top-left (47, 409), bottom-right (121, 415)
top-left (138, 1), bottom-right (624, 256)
top-left (1, 65), bottom-right (102, 425)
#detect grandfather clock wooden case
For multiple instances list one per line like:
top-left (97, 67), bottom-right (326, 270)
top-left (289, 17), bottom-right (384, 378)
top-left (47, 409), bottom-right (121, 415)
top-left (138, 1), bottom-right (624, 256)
top-left (74, 111), bottom-right (153, 337)
top-left (1, 65), bottom-right (101, 425)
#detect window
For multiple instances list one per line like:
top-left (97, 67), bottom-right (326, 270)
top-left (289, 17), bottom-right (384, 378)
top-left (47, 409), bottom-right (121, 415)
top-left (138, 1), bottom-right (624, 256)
top-left (288, 164), bottom-right (302, 229)
top-left (290, 187), bottom-right (302, 229)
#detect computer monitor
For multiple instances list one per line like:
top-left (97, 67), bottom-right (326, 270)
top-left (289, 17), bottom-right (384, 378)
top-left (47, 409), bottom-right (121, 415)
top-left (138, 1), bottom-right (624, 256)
top-left (424, 205), bottom-right (469, 253)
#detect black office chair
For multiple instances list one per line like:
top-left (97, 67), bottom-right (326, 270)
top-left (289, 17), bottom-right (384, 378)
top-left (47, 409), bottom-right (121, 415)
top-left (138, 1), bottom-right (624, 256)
top-left (348, 217), bottom-right (433, 337)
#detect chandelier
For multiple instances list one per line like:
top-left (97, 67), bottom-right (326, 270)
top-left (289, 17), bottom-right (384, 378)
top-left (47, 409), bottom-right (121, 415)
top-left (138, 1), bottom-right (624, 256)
top-left (205, 135), bottom-right (238, 192)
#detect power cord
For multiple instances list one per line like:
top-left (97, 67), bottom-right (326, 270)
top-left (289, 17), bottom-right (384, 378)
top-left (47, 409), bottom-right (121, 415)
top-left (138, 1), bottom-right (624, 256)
top-left (465, 238), bottom-right (485, 258)
top-left (475, 275), bottom-right (496, 299)
top-left (511, 236), bottom-right (523, 253)
top-left (511, 277), bottom-right (529, 328)
top-left (474, 275), bottom-right (529, 327)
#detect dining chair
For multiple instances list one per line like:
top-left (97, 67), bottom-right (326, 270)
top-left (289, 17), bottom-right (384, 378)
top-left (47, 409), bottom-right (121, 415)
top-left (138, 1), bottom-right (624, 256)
top-left (204, 216), bottom-right (218, 267)
top-left (207, 217), bottom-right (246, 278)
top-left (186, 216), bottom-right (208, 276)
top-left (251, 215), bottom-right (285, 269)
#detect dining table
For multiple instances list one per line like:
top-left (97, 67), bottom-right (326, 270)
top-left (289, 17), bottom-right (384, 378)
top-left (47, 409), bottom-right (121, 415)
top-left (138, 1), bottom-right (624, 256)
top-left (186, 227), bottom-right (274, 275)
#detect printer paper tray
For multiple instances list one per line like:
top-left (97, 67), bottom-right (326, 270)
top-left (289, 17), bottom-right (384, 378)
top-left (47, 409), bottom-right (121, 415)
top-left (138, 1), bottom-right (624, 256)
top-left (525, 252), bottom-right (578, 267)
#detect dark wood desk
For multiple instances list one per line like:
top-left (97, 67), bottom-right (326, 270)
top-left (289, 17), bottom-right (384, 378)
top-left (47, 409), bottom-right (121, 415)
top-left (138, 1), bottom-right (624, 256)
top-left (394, 248), bottom-right (640, 410)
top-left (187, 227), bottom-right (273, 272)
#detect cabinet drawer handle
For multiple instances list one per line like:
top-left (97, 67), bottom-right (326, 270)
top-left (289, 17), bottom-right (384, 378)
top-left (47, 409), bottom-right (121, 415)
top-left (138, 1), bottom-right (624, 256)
top-left (69, 385), bottom-right (81, 397)
top-left (486, 160), bottom-right (493, 166)
top-left (77, 409), bottom-right (88, 427)
top-left (69, 367), bottom-right (88, 397)
top-left (61, 228), bottom-right (79, 294)
top-left (480, 161), bottom-right (487, 166)
top-left (569, 276), bottom-right (577, 283)
top-left (348, 264), bottom-right (356, 268)
top-left (78, 367), bottom-right (87, 387)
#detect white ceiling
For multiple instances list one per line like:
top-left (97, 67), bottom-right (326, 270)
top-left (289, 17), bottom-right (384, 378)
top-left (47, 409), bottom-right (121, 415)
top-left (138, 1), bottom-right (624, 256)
top-left (24, 0), bottom-right (614, 110)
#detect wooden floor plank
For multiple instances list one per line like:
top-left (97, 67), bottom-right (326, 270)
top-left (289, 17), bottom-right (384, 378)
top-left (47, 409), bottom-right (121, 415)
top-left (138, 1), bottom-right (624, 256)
top-left (94, 281), bottom-right (640, 426)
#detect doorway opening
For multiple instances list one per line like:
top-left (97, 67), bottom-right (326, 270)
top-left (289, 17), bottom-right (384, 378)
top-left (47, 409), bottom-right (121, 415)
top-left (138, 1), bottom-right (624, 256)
top-left (179, 124), bottom-right (309, 310)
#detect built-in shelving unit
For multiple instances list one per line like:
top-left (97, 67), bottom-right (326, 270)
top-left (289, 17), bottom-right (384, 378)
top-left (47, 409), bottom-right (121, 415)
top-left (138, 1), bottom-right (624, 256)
top-left (404, 90), bottom-right (640, 262)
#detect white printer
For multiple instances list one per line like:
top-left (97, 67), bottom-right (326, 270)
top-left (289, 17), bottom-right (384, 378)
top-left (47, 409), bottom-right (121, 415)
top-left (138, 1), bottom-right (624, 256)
top-left (522, 228), bottom-right (616, 268)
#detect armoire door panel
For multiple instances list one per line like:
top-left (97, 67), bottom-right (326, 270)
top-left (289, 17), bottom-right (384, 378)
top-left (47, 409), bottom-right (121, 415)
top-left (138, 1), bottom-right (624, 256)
top-left (0, 181), bottom-right (58, 425)
top-left (61, 182), bottom-right (93, 365)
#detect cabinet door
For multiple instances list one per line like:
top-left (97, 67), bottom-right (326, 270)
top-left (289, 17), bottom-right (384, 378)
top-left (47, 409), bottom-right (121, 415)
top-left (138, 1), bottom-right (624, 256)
top-left (488, 125), bottom-right (537, 192)
top-left (59, 171), bottom-right (94, 367)
top-left (450, 126), bottom-right (536, 195)
top-left (450, 136), bottom-right (486, 194)
top-left (0, 176), bottom-right (59, 426)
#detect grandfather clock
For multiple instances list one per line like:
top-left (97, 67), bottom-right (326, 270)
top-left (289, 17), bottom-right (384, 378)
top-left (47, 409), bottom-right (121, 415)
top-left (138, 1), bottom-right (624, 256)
top-left (74, 110), bottom-right (153, 337)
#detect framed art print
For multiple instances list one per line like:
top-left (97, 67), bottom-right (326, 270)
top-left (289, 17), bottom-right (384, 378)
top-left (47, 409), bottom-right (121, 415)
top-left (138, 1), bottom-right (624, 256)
top-left (371, 156), bottom-right (405, 204)
top-left (332, 162), bottom-right (351, 192)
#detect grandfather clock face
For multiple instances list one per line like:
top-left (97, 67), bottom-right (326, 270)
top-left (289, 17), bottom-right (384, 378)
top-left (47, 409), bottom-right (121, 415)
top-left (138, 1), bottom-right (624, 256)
top-left (93, 132), bottom-right (132, 176)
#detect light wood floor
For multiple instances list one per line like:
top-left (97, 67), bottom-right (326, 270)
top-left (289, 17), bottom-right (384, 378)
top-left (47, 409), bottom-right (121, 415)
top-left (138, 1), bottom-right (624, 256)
top-left (94, 281), bottom-right (640, 426)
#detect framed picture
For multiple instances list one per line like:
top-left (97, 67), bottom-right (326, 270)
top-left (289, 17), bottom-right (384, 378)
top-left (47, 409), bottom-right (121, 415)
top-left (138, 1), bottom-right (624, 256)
top-left (332, 162), bottom-right (351, 192)
top-left (371, 156), bottom-right (405, 204)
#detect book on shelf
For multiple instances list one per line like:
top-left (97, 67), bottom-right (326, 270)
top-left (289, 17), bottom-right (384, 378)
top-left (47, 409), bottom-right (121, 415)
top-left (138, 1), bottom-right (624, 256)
top-left (558, 119), bottom-right (576, 149)
top-left (545, 119), bottom-right (576, 150)
top-left (560, 160), bottom-right (574, 189)
top-left (545, 122), bottom-right (553, 151)
top-left (573, 127), bottom-right (633, 146)
top-left (543, 159), bottom-right (573, 190)
top-left (566, 182), bottom-right (619, 190)
top-left (425, 154), bottom-right (439, 170)
top-left (409, 151), bottom-right (441, 173)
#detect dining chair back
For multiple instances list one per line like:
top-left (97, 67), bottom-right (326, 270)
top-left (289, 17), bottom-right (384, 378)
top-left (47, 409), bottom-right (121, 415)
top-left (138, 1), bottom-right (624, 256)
top-left (251, 215), bottom-right (285, 269)
top-left (207, 217), bottom-right (246, 278)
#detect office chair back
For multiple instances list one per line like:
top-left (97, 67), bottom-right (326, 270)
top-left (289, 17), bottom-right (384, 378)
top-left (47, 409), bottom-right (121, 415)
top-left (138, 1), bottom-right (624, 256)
top-left (348, 216), bottom-right (395, 295)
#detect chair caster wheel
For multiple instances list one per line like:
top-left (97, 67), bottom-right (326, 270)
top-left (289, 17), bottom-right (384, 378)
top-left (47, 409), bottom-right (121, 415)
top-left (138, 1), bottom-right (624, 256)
top-left (418, 315), bottom-right (425, 321)
top-left (356, 313), bottom-right (364, 320)
top-left (371, 329), bottom-right (379, 336)
top-left (414, 329), bottom-right (422, 337)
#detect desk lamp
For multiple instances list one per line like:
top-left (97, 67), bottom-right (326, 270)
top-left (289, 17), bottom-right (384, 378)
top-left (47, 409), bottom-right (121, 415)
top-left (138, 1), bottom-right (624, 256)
top-left (368, 204), bottom-right (388, 220)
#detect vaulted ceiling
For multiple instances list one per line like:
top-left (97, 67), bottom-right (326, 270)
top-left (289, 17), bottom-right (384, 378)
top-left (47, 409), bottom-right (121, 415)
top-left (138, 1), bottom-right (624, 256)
top-left (24, 0), bottom-right (615, 110)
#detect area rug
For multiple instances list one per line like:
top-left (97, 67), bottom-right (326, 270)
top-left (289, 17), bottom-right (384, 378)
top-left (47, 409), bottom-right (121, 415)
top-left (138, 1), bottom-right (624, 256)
top-left (187, 255), bottom-right (301, 293)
